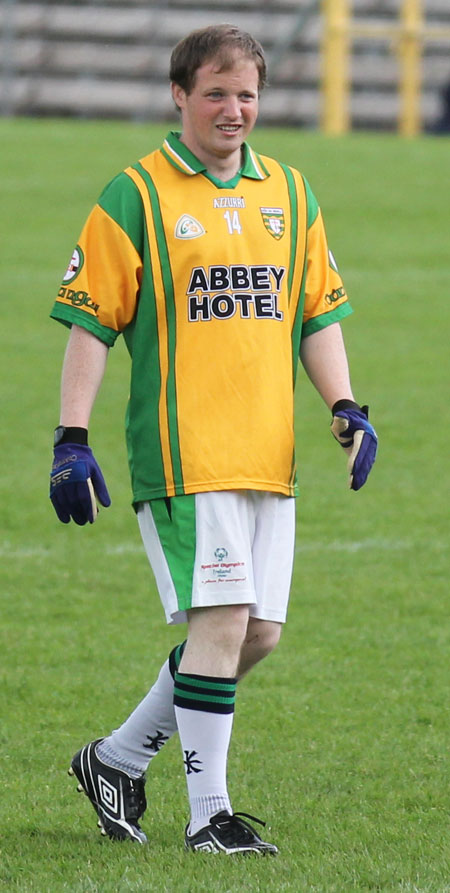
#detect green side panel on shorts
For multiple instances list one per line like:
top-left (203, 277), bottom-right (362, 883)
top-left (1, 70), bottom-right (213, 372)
top-left (150, 494), bottom-right (197, 612)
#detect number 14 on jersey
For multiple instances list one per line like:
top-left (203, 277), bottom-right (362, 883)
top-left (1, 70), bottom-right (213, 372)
top-left (224, 210), bottom-right (242, 235)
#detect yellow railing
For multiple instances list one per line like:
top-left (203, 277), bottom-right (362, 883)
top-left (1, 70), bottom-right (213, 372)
top-left (321, 0), bottom-right (450, 135)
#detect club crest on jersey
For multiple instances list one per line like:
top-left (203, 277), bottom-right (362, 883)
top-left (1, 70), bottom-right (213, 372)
top-left (260, 207), bottom-right (285, 240)
top-left (175, 214), bottom-right (205, 240)
top-left (63, 245), bottom-right (84, 284)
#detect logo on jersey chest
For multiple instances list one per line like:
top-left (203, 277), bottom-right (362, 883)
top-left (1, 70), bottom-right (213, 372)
top-left (213, 197), bottom-right (246, 209)
top-left (187, 264), bottom-right (285, 322)
top-left (175, 200), bottom-right (286, 241)
top-left (175, 214), bottom-right (205, 240)
top-left (260, 207), bottom-right (285, 240)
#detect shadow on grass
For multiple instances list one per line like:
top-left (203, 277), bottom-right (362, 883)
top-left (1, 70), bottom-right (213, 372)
top-left (2, 818), bottom-right (185, 855)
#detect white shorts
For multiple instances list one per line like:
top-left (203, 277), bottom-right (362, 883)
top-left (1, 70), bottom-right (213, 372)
top-left (137, 490), bottom-right (296, 625)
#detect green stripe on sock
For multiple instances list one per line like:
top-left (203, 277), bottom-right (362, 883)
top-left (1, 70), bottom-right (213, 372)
top-left (174, 686), bottom-right (235, 706)
top-left (177, 675), bottom-right (236, 693)
top-left (174, 672), bottom-right (237, 713)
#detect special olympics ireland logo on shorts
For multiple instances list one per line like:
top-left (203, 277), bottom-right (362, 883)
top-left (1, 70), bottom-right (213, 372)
top-left (200, 547), bottom-right (246, 586)
top-left (63, 245), bottom-right (84, 284)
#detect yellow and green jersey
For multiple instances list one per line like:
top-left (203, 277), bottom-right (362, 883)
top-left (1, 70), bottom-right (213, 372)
top-left (51, 131), bottom-right (352, 501)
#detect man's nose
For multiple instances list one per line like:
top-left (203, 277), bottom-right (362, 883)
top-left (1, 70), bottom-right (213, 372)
top-left (222, 96), bottom-right (241, 119)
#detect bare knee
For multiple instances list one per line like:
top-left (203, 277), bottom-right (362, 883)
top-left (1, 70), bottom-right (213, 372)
top-left (180, 604), bottom-right (250, 677)
top-left (238, 618), bottom-right (282, 677)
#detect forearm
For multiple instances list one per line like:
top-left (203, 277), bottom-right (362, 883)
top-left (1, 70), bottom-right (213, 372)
top-left (60, 324), bottom-right (109, 427)
top-left (299, 322), bottom-right (354, 410)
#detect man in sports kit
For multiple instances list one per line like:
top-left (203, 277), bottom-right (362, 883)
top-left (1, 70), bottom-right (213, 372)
top-left (49, 24), bottom-right (377, 855)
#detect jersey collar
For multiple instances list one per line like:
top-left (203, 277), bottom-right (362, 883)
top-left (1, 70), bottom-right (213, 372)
top-left (161, 131), bottom-right (269, 186)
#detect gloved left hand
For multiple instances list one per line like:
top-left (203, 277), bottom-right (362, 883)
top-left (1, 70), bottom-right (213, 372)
top-left (331, 400), bottom-right (378, 491)
top-left (50, 443), bottom-right (111, 525)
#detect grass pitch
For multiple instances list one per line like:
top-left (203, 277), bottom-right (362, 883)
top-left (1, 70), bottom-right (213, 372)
top-left (1, 117), bottom-right (449, 892)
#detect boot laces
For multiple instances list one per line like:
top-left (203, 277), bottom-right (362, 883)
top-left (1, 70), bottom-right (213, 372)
top-left (125, 776), bottom-right (147, 820)
top-left (211, 811), bottom-right (266, 845)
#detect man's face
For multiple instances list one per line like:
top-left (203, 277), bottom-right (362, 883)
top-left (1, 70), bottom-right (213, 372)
top-left (171, 53), bottom-right (259, 165)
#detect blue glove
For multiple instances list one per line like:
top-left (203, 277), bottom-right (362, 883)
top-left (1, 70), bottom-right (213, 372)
top-left (331, 401), bottom-right (378, 491)
top-left (50, 442), bottom-right (111, 525)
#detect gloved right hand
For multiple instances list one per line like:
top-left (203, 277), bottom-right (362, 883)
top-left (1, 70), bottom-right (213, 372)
top-left (330, 400), bottom-right (378, 491)
top-left (50, 439), bottom-right (111, 525)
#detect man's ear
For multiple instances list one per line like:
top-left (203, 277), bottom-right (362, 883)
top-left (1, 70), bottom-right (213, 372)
top-left (171, 82), bottom-right (186, 111)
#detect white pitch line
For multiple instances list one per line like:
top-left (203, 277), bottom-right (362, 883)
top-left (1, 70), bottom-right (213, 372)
top-left (0, 545), bottom-right (51, 559)
top-left (0, 538), bottom-right (432, 561)
top-left (0, 542), bottom-right (146, 559)
top-left (105, 543), bottom-right (145, 555)
top-left (295, 538), bottom-right (414, 554)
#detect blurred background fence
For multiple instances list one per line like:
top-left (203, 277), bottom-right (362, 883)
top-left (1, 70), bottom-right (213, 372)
top-left (1, 0), bottom-right (449, 131)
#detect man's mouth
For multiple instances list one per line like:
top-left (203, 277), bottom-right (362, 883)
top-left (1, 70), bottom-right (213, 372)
top-left (217, 124), bottom-right (241, 133)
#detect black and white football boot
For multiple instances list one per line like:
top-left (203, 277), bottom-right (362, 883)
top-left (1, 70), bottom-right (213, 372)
top-left (185, 810), bottom-right (278, 855)
top-left (68, 738), bottom-right (147, 843)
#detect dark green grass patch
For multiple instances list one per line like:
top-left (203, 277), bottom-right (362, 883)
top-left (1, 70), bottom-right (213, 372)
top-left (1, 118), bottom-right (449, 891)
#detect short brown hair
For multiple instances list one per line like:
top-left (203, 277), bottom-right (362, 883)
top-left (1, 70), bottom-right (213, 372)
top-left (169, 24), bottom-right (267, 95)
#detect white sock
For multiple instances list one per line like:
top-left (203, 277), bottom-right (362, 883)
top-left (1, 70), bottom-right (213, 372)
top-left (174, 671), bottom-right (237, 835)
top-left (97, 643), bottom-right (185, 777)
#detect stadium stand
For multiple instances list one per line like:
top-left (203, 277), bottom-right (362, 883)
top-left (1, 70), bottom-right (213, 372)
top-left (1, 0), bottom-right (449, 129)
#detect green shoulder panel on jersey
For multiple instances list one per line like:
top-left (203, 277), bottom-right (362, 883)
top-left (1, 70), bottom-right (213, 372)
top-left (49, 304), bottom-right (119, 347)
top-left (97, 172), bottom-right (144, 257)
top-left (302, 176), bottom-right (319, 229)
top-left (302, 301), bottom-right (353, 338)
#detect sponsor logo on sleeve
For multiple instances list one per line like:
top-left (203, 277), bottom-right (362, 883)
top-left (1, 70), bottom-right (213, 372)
top-left (62, 245), bottom-right (84, 284)
top-left (57, 286), bottom-right (99, 314)
top-left (325, 286), bottom-right (346, 305)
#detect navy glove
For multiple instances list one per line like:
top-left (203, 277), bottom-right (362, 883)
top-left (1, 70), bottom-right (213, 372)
top-left (331, 400), bottom-right (378, 491)
top-left (50, 440), bottom-right (111, 525)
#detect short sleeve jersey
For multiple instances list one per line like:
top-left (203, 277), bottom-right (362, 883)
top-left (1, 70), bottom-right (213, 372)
top-left (51, 132), bottom-right (352, 502)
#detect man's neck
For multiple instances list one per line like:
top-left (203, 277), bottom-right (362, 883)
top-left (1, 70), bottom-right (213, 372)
top-left (204, 153), bottom-right (242, 182)
top-left (179, 135), bottom-right (242, 183)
